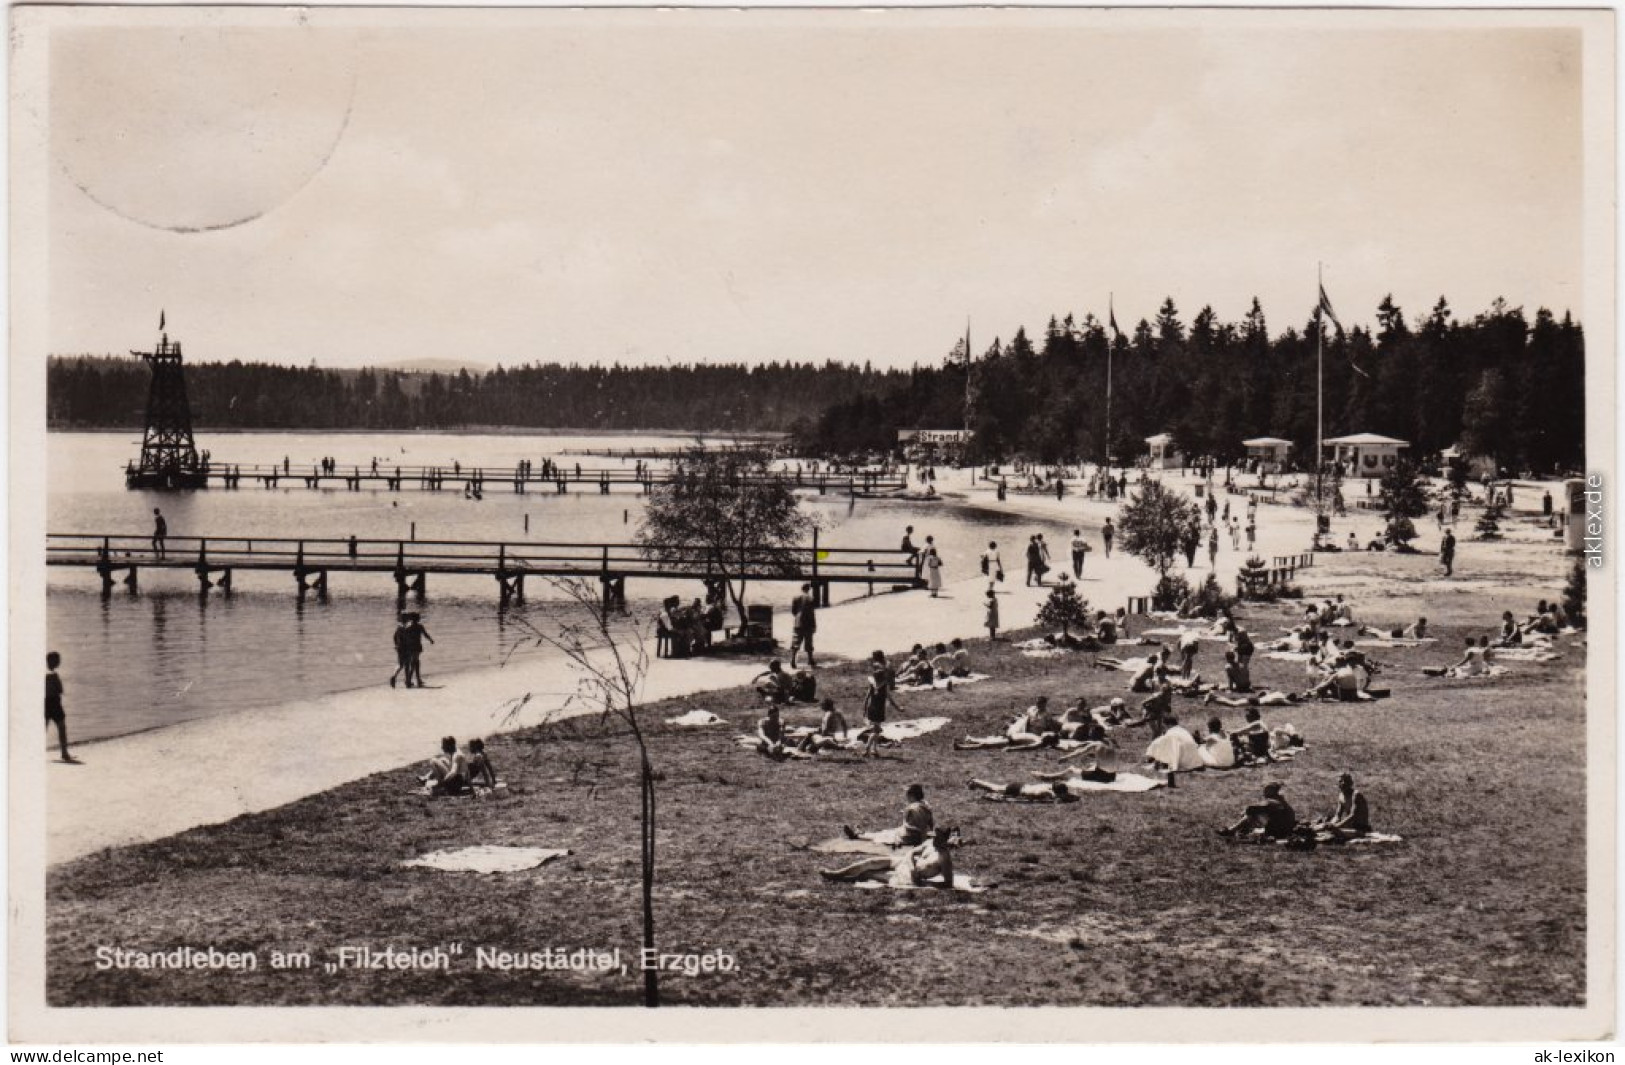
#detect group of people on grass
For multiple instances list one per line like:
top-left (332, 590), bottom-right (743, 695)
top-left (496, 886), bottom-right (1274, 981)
top-left (419, 735), bottom-right (498, 796)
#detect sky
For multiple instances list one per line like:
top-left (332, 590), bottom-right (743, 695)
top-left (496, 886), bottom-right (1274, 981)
top-left (39, 9), bottom-right (1590, 370)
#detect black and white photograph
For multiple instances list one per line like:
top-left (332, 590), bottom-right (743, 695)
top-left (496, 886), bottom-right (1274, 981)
top-left (8, 4), bottom-right (1616, 1045)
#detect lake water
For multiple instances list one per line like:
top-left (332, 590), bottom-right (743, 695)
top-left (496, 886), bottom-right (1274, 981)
top-left (46, 430), bottom-right (1091, 743)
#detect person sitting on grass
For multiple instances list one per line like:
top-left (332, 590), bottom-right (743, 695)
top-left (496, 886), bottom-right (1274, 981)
top-left (1423, 637), bottom-right (1494, 678)
top-left (1052, 724), bottom-right (1120, 782)
top-left (929, 642), bottom-right (957, 680)
top-left (756, 703), bottom-right (797, 759)
top-left (1227, 707), bottom-right (1276, 764)
top-left (1216, 781), bottom-right (1296, 841)
top-left (843, 783), bottom-right (934, 847)
top-left (1145, 716), bottom-right (1204, 773)
top-left (1303, 652), bottom-right (1368, 702)
top-left (465, 738), bottom-right (498, 789)
top-left (1197, 716), bottom-right (1237, 769)
top-left (422, 736), bottom-right (471, 796)
top-left (799, 698), bottom-right (850, 753)
top-left (1126, 650), bottom-right (1169, 692)
top-left (1494, 611), bottom-right (1525, 648)
top-left (1525, 600), bottom-right (1560, 636)
top-left (1094, 611), bottom-right (1119, 645)
top-left (820, 826), bottom-right (958, 886)
top-left (1311, 772), bottom-right (1373, 843)
top-left (1222, 649), bottom-right (1253, 693)
top-left (968, 778), bottom-right (1080, 803)
top-left (896, 644), bottom-right (934, 687)
top-left (753, 660), bottom-right (794, 704)
top-left (947, 638), bottom-right (973, 676)
top-left (1120, 682), bottom-right (1175, 737)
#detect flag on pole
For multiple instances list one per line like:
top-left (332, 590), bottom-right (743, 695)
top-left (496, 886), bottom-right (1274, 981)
top-left (1317, 284), bottom-right (1341, 332)
top-left (1108, 298), bottom-right (1121, 342)
top-left (159, 309), bottom-right (166, 332)
top-left (1318, 283), bottom-right (1369, 378)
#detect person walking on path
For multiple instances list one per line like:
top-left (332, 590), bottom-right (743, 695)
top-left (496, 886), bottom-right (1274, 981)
top-left (1208, 526), bottom-right (1220, 570)
top-left (984, 588), bottom-right (1001, 643)
top-left (1025, 536), bottom-right (1047, 587)
top-left (402, 612), bottom-right (435, 687)
top-left (789, 583), bottom-right (818, 669)
top-left (1440, 529), bottom-right (1457, 578)
top-left (45, 651), bottom-right (74, 763)
top-left (1245, 519), bottom-right (1256, 551)
top-left (924, 540), bottom-right (944, 598)
top-left (151, 508), bottom-right (168, 560)
top-left (1102, 518), bottom-right (1115, 558)
top-left (980, 541), bottom-right (1004, 583)
top-left (1070, 529), bottom-right (1091, 579)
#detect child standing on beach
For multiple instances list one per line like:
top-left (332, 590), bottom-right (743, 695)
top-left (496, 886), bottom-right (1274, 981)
top-left (985, 588), bottom-right (1000, 642)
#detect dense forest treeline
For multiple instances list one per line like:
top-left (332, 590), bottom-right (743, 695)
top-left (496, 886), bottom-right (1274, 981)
top-left (49, 293), bottom-right (1585, 471)
top-left (46, 358), bottom-right (907, 434)
top-left (798, 295), bottom-right (1586, 472)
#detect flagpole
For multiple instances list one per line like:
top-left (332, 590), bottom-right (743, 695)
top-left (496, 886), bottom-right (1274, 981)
top-left (1106, 293), bottom-right (1115, 472)
top-left (1316, 263), bottom-right (1324, 490)
top-left (963, 317), bottom-right (972, 433)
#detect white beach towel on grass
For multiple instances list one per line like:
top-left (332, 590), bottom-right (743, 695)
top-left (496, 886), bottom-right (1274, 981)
top-left (1342, 832), bottom-right (1405, 846)
top-left (734, 715), bottom-right (951, 751)
top-left (666, 709), bottom-right (727, 727)
top-left (402, 845), bottom-right (570, 874)
top-left (1491, 647), bottom-right (1563, 662)
top-left (896, 672), bottom-right (990, 694)
top-left (1355, 637), bottom-right (1437, 649)
top-left (854, 873), bottom-right (988, 893)
top-left (1063, 773), bottom-right (1164, 793)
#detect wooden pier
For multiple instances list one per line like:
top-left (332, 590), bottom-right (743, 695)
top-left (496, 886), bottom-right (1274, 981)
top-left (48, 532), bottom-right (922, 605)
top-left (126, 462), bottom-right (909, 496)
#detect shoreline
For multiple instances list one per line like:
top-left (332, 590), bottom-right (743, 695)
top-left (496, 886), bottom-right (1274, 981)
top-left (46, 465), bottom-right (1571, 865)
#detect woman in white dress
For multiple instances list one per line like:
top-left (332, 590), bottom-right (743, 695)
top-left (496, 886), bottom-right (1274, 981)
top-left (925, 544), bottom-right (944, 597)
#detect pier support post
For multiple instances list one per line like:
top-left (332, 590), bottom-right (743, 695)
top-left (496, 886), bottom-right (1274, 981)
top-left (124, 566), bottom-right (139, 591)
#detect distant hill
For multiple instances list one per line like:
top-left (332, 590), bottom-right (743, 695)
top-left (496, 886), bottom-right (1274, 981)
top-left (374, 358), bottom-right (491, 374)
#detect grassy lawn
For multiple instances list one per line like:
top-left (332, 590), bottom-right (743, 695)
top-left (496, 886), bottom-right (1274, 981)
top-left (47, 551), bottom-right (1587, 1008)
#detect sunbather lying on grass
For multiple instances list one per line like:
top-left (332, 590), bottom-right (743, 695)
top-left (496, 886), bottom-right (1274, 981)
top-left (968, 778), bottom-right (1080, 803)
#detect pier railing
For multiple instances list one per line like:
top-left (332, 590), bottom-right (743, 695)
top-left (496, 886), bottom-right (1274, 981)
top-left (48, 532), bottom-right (922, 601)
top-left (126, 462), bottom-right (909, 495)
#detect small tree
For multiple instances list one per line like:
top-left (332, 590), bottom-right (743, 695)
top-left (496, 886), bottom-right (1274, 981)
top-left (502, 578), bottom-right (661, 1007)
top-left (1476, 499), bottom-right (1506, 540)
top-left (1036, 580), bottom-right (1091, 639)
top-left (1183, 573), bottom-right (1237, 619)
top-left (638, 457), bottom-right (816, 628)
top-left (1118, 480), bottom-right (1203, 579)
top-left (1378, 458), bottom-right (1431, 546)
top-left (1563, 556), bottom-right (1587, 627)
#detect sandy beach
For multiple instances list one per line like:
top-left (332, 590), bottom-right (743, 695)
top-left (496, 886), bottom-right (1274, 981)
top-left (45, 466), bottom-right (1563, 864)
